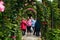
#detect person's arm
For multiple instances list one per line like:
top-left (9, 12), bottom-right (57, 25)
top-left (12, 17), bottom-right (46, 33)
top-left (23, 20), bottom-right (27, 25)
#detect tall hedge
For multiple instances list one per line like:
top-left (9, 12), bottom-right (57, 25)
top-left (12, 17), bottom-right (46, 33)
top-left (0, 0), bottom-right (22, 40)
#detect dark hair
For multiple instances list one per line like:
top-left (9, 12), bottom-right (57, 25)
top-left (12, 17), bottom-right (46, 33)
top-left (37, 17), bottom-right (40, 20)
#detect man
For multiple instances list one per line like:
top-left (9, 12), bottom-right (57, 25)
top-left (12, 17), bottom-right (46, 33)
top-left (35, 18), bottom-right (40, 36)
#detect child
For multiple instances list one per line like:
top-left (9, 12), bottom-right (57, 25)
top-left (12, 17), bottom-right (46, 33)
top-left (20, 17), bottom-right (27, 36)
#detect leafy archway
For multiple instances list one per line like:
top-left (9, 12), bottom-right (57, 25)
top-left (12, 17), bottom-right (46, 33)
top-left (0, 0), bottom-right (59, 40)
top-left (23, 8), bottom-right (37, 18)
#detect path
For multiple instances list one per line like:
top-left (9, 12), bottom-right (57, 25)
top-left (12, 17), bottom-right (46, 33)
top-left (22, 33), bottom-right (41, 40)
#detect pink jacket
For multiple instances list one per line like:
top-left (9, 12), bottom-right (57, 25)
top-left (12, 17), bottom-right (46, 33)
top-left (27, 19), bottom-right (32, 26)
top-left (21, 20), bottom-right (27, 30)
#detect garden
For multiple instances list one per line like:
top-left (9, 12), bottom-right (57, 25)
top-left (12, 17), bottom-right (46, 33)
top-left (0, 0), bottom-right (60, 40)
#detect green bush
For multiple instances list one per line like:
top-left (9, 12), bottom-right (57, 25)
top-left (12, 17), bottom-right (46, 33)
top-left (0, 0), bottom-right (22, 40)
top-left (46, 28), bottom-right (60, 40)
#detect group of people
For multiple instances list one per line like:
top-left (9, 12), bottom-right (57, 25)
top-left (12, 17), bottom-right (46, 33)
top-left (20, 16), bottom-right (40, 37)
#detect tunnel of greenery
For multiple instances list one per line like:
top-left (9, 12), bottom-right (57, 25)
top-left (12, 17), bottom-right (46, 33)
top-left (0, 0), bottom-right (60, 40)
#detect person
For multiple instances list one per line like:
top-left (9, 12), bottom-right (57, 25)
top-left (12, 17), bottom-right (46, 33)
top-left (35, 18), bottom-right (40, 37)
top-left (20, 17), bottom-right (27, 36)
top-left (26, 17), bottom-right (32, 35)
top-left (31, 17), bottom-right (36, 35)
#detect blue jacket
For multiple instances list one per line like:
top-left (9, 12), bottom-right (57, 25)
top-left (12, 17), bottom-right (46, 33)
top-left (31, 19), bottom-right (36, 27)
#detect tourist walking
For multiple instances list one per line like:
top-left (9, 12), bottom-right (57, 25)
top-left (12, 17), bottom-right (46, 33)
top-left (20, 17), bottom-right (27, 36)
top-left (31, 17), bottom-right (36, 35)
top-left (26, 17), bottom-right (32, 35)
top-left (35, 18), bottom-right (40, 36)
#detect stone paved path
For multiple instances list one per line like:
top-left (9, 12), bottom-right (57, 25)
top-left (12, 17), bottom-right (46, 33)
top-left (22, 33), bottom-right (41, 40)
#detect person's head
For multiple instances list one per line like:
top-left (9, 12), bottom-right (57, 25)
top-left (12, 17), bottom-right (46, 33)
top-left (27, 16), bottom-right (31, 19)
top-left (27, 17), bottom-right (29, 19)
top-left (37, 17), bottom-right (40, 20)
top-left (31, 17), bottom-right (33, 19)
top-left (29, 16), bottom-right (31, 19)
top-left (22, 17), bottom-right (25, 20)
top-left (34, 18), bottom-right (36, 20)
top-left (27, 17), bottom-right (29, 20)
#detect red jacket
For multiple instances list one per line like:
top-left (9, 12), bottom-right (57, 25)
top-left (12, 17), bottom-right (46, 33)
top-left (21, 20), bottom-right (27, 30)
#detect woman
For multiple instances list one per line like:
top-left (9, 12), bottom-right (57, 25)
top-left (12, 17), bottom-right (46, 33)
top-left (27, 17), bottom-right (32, 35)
top-left (20, 17), bottom-right (27, 36)
top-left (31, 18), bottom-right (36, 35)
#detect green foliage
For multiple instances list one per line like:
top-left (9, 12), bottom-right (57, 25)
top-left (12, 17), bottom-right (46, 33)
top-left (0, 0), bottom-right (60, 40)
top-left (46, 28), bottom-right (60, 40)
top-left (36, 0), bottom-right (60, 40)
top-left (0, 0), bottom-right (22, 40)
